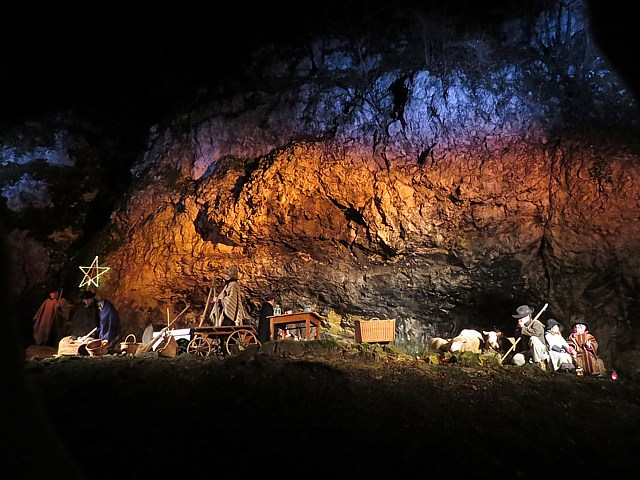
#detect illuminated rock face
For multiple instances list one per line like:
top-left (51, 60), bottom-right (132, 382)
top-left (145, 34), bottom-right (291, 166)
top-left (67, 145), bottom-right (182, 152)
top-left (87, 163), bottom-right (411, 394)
top-left (3, 2), bottom-right (640, 376)
top-left (104, 126), bottom-right (640, 373)
top-left (98, 19), bottom-right (640, 374)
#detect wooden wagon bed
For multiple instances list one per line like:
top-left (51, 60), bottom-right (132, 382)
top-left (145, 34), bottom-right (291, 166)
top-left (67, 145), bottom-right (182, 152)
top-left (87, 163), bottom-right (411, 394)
top-left (187, 325), bottom-right (260, 356)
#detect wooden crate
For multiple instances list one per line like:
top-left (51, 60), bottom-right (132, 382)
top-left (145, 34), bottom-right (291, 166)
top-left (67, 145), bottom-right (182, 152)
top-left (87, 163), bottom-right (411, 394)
top-left (354, 319), bottom-right (396, 343)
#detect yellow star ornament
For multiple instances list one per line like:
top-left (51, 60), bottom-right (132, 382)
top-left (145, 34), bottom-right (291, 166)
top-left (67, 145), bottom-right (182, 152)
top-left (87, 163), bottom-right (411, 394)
top-left (79, 256), bottom-right (111, 288)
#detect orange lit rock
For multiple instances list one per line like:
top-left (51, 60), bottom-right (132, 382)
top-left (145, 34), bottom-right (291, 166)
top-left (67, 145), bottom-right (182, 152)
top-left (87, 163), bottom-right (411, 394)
top-left (98, 136), bottom-right (640, 379)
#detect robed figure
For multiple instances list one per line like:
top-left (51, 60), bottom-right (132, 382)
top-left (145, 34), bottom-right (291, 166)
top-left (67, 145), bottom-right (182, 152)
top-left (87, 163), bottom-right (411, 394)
top-left (568, 321), bottom-right (603, 376)
top-left (33, 290), bottom-right (69, 346)
top-left (258, 295), bottom-right (276, 343)
top-left (97, 298), bottom-right (121, 344)
top-left (210, 265), bottom-right (248, 326)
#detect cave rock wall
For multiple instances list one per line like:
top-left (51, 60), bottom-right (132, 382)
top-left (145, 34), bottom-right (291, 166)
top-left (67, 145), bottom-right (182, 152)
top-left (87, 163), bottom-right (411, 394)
top-left (3, 1), bottom-right (640, 375)
top-left (104, 48), bottom-right (640, 373)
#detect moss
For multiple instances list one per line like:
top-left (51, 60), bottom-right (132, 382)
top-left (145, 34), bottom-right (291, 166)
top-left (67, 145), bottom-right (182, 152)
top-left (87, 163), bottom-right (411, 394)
top-left (382, 344), bottom-right (405, 356)
top-left (298, 339), bottom-right (345, 357)
top-left (424, 354), bottom-right (441, 365)
top-left (453, 351), bottom-right (482, 367)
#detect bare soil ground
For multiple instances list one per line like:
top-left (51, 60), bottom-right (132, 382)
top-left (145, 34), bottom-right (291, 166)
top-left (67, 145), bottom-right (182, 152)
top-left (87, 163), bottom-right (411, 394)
top-left (13, 342), bottom-right (640, 479)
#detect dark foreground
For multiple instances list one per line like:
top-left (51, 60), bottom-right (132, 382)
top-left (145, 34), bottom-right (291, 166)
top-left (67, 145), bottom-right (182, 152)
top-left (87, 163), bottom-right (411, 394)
top-left (8, 342), bottom-right (640, 479)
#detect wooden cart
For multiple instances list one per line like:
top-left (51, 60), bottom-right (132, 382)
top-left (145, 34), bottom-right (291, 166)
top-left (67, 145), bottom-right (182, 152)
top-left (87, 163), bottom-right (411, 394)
top-left (186, 325), bottom-right (260, 356)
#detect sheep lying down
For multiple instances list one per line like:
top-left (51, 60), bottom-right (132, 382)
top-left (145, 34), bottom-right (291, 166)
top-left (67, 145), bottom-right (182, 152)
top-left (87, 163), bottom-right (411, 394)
top-left (428, 329), bottom-right (483, 353)
top-left (428, 329), bottom-right (514, 354)
top-left (448, 329), bottom-right (484, 353)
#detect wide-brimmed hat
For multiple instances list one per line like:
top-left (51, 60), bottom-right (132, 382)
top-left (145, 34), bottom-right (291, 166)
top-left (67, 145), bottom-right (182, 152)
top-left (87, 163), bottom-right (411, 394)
top-left (224, 265), bottom-right (239, 280)
top-left (546, 318), bottom-right (563, 331)
top-left (571, 320), bottom-right (589, 330)
top-left (79, 290), bottom-right (95, 299)
top-left (512, 305), bottom-right (534, 319)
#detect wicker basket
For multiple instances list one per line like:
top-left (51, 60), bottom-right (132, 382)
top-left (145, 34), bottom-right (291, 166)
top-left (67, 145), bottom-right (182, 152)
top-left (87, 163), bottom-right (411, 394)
top-left (86, 339), bottom-right (109, 356)
top-left (120, 334), bottom-right (141, 355)
top-left (354, 318), bottom-right (396, 343)
top-left (156, 335), bottom-right (178, 358)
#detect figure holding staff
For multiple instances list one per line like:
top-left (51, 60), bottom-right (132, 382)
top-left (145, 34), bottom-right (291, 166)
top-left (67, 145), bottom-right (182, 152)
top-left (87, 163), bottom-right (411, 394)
top-left (504, 304), bottom-right (550, 370)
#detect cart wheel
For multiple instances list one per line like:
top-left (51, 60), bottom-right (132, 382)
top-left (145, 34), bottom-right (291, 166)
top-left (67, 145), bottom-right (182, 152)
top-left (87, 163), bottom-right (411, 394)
top-left (187, 337), bottom-right (211, 356)
top-left (225, 329), bottom-right (260, 354)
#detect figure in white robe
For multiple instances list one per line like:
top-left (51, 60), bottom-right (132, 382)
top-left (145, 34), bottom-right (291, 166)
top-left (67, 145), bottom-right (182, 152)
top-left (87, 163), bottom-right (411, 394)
top-left (545, 319), bottom-right (574, 372)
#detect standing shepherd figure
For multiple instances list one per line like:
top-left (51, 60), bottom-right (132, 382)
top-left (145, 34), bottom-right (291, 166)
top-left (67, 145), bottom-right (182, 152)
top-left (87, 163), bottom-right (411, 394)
top-left (211, 265), bottom-right (248, 326)
top-left (33, 289), bottom-right (69, 346)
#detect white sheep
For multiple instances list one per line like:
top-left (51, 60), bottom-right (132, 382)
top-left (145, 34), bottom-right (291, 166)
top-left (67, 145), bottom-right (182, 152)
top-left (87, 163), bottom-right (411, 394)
top-left (428, 337), bottom-right (452, 352)
top-left (449, 329), bottom-right (484, 353)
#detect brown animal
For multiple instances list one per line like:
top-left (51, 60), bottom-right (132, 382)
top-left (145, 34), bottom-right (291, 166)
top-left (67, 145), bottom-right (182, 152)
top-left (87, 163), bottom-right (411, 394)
top-left (482, 329), bottom-right (514, 353)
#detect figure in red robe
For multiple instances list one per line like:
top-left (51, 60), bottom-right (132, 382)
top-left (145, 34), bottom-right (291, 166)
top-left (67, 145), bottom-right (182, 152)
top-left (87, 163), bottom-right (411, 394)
top-left (568, 321), bottom-right (604, 376)
top-left (33, 289), bottom-right (68, 346)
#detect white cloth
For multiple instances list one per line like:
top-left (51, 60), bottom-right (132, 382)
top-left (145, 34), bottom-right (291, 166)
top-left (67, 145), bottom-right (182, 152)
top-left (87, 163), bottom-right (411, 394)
top-left (545, 331), bottom-right (574, 371)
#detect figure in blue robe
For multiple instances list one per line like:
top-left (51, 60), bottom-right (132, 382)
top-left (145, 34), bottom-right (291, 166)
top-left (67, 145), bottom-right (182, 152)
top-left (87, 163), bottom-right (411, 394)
top-left (97, 299), bottom-right (121, 343)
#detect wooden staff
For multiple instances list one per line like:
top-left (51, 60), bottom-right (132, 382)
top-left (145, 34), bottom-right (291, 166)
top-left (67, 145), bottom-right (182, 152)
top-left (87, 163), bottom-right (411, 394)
top-left (210, 283), bottom-right (224, 327)
top-left (499, 337), bottom-right (521, 365)
top-left (499, 303), bottom-right (548, 365)
top-left (56, 288), bottom-right (65, 310)
top-left (198, 278), bottom-right (215, 328)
